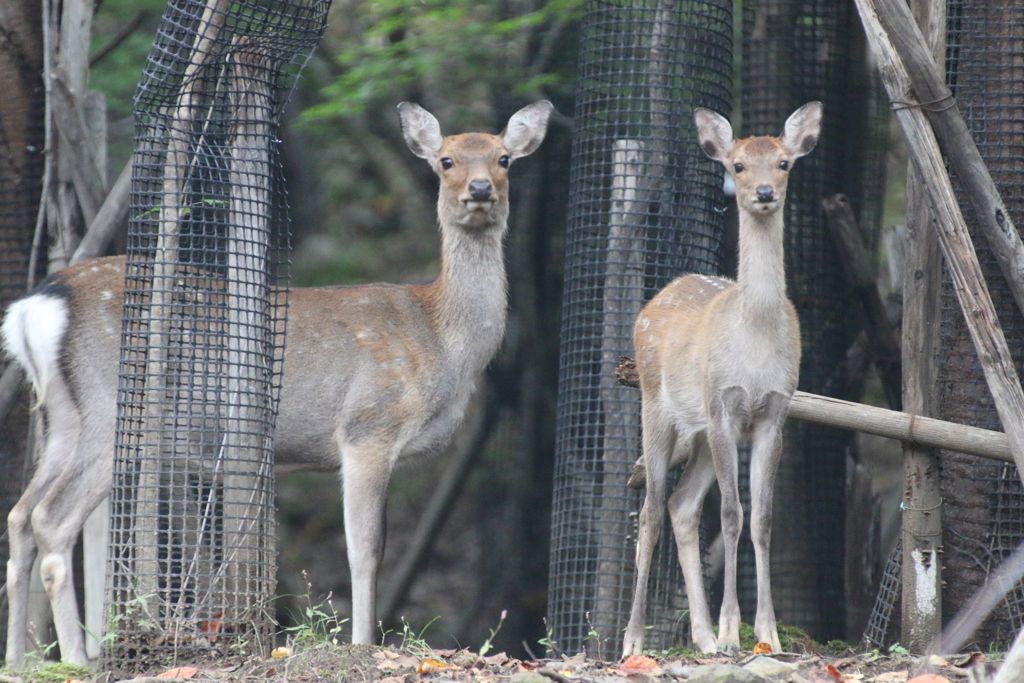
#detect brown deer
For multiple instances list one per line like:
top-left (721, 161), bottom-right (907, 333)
top-left (621, 102), bottom-right (822, 656)
top-left (0, 100), bottom-right (552, 666)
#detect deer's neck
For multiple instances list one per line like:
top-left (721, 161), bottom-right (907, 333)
top-left (427, 219), bottom-right (509, 373)
top-left (736, 208), bottom-right (789, 323)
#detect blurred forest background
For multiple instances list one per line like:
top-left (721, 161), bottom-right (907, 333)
top-left (89, 0), bottom-right (581, 657)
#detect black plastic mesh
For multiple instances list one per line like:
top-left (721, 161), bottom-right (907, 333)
top-left (935, 0), bottom-right (1024, 648)
top-left (860, 0), bottom-right (1024, 650)
top-left (106, 0), bottom-right (327, 665)
top-left (864, 538), bottom-right (902, 647)
top-left (548, 0), bottom-right (732, 656)
top-left (742, 0), bottom-right (876, 640)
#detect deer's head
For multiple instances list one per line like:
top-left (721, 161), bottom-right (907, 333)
top-left (695, 102), bottom-right (822, 217)
top-left (399, 101), bottom-right (553, 230)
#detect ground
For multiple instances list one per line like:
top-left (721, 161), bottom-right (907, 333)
top-left (0, 642), bottom-right (1000, 683)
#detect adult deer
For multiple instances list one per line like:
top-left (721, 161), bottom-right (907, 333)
top-left (621, 102), bottom-right (822, 656)
top-left (1, 100), bottom-right (552, 666)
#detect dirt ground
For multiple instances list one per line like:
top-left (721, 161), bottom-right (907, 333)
top-left (6, 641), bottom-right (1000, 683)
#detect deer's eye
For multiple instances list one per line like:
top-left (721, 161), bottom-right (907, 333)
top-left (440, 158), bottom-right (454, 170)
top-left (499, 155), bottom-right (511, 168)
top-left (779, 160), bottom-right (789, 171)
top-left (733, 163), bottom-right (744, 174)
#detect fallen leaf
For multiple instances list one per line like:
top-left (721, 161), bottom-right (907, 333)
top-left (951, 652), bottom-right (985, 668)
top-left (199, 613), bottom-right (223, 644)
top-left (562, 653), bottom-right (587, 667)
top-left (157, 668), bottom-right (197, 679)
top-left (926, 655), bottom-right (947, 668)
top-left (271, 646), bottom-right (291, 659)
top-left (872, 672), bottom-right (908, 683)
top-left (417, 659), bottom-right (448, 675)
top-left (753, 642), bottom-right (773, 655)
top-left (620, 655), bottom-right (660, 675)
top-left (484, 652), bottom-right (510, 667)
top-left (826, 664), bottom-right (844, 682)
top-left (433, 648), bottom-right (458, 657)
top-left (907, 676), bottom-right (950, 683)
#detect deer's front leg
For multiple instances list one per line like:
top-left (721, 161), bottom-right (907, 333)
top-left (342, 440), bottom-right (394, 645)
top-left (623, 403), bottom-right (677, 658)
top-left (667, 440), bottom-right (717, 653)
top-left (748, 391), bottom-right (789, 653)
top-left (707, 387), bottom-right (747, 653)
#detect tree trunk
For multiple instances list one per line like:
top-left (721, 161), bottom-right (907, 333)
top-left (0, 0), bottom-right (46, 657)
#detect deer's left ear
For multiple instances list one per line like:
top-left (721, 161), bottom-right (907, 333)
top-left (781, 101), bottom-right (823, 159)
top-left (502, 100), bottom-right (553, 159)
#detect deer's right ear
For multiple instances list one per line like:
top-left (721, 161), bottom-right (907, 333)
top-left (694, 108), bottom-right (735, 164)
top-left (398, 102), bottom-right (444, 161)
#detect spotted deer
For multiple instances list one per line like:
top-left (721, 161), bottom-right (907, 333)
top-left (621, 102), bottom-right (822, 656)
top-left (0, 100), bottom-right (552, 666)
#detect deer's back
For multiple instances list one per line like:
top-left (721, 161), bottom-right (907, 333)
top-left (27, 255), bottom-right (451, 472)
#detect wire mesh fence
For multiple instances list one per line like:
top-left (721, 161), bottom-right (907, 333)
top-left (550, 0), bottom-right (892, 654)
top-left (106, 0), bottom-right (327, 665)
top-left (863, 0), bottom-right (1024, 649)
top-left (548, 0), bottom-right (733, 656)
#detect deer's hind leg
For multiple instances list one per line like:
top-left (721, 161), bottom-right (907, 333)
top-left (8, 381), bottom-right (109, 667)
top-left (623, 401), bottom-right (678, 657)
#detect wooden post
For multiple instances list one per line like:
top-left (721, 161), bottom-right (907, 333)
top-left (899, 0), bottom-right (944, 653)
top-left (594, 138), bottom-right (645, 650)
top-left (854, 0), bottom-right (1024, 487)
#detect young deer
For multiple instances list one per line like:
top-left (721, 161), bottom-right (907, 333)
top-left (1, 100), bottom-right (552, 666)
top-left (621, 102), bottom-right (822, 656)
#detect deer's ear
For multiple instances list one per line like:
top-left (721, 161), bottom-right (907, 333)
top-left (398, 102), bottom-right (444, 161)
top-left (781, 101), bottom-right (823, 159)
top-left (694, 108), bottom-right (735, 164)
top-left (502, 100), bottom-right (553, 159)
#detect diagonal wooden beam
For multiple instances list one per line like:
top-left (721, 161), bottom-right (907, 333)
top-left (855, 0), bottom-right (1024, 481)
top-left (869, 0), bottom-right (1024, 323)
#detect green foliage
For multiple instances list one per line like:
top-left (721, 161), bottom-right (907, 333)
top-left (279, 577), bottom-right (349, 649)
top-left (90, 0), bottom-right (166, 121)
top-left (308, 0), bottom-right (581, 120)
top-left (22, 662), bottom-right (91, 683)
top-left (478, 610), bottom-right (507, 657)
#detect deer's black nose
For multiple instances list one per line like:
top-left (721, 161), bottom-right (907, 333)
top-left (756, 185), bottom-right (775, 202)
top-left (469, 180), bottom-right (493, 202)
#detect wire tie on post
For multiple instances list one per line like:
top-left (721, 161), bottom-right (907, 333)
top-left (900, 499), bottom-right (944, 512)
top-left (889, 92), bottom-right (957, 113)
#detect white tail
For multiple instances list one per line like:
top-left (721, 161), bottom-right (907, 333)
top-left (621, 102), bottom-right (822, 656)
top-left (0, 100), bottom-right (552, 666)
